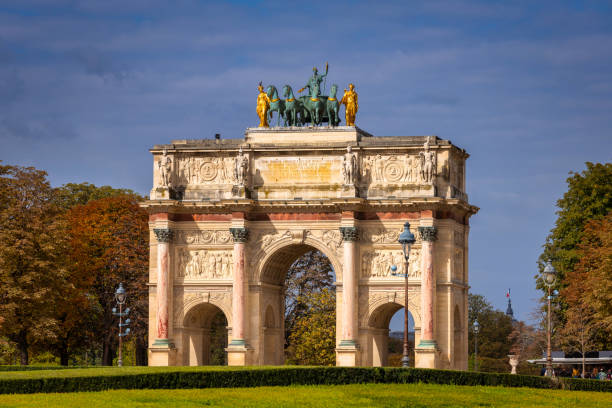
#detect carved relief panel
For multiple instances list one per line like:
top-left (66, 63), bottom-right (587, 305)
top-left (174, 230), bottom-right (233, 245)
top-left (360, 249), bottom-right (421, 279)
top-left (176, 248), bottom-right (233, 280)
top-left (174, 155), bottom-right (236, 187)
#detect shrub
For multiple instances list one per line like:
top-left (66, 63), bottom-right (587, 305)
top-left (0, 366), bottom-right (609, 395)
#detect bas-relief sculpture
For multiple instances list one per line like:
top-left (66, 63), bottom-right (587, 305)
top-left (361, 249), bottom-right (421, 279)
top-left (420, 139), bottom-right (437, 184)
top-left (158, 149), bottom-right (172, 187)
top-left (177, 249), bottom-right (233, 279)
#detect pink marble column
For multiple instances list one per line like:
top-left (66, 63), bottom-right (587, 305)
top-left (153, 228), bottom-right (173, 345)
top-left (229, 227), bottom-right (248, 346)
top-left (339, 226), bottom-right (358, 346)
top-left (418, 226), bottom-right (437, 347)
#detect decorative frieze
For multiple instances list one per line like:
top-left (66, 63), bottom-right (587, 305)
top-left (175, 155), bottom-right (236, 186)
top-left (177, 249), bottom-right (233, 279)
top-left (339, 226), bottom-right (359, 242)
top-left (418, 226), bottom-right (437, 242)
top-left (230, 227), bottom-right (249, 243)
top-left (154, 228), bottom-right (174, 243)
top-left (174, 230), bottom-right (232, 245)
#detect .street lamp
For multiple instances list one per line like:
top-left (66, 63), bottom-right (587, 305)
top-left (542, 261), bottom-right (557, 377)
top-left (473, 319), bottom-right (480, 371)
top-left (390, 222), bottom-right (416, 368)
top-left (112, 283), bottom-right (131, 367)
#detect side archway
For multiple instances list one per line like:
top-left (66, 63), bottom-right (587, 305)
top-left (182, 302), bottom-right (229, 366)
top-left (363, 296), bottom-right (420, 367)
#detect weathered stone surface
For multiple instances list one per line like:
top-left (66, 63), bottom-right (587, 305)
top-left (143, 127), bottom-right (478, 370)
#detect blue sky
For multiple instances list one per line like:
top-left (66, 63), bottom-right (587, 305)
top-left (1, 0), bottom-right (611, 327)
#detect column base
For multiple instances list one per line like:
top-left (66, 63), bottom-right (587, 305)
top-left (415, 341), bottom-right (439, 369)
top-left (336, 342), bottom-right (360, 366)
top-left (226, 343), bottom-right (252, 366)
top-left (149, 341), bottom-right (177, 366)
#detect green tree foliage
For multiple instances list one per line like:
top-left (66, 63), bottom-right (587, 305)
top-left (284, 250), bottom-right (334, 349)
top-left (468, 294), bottom-right (514, 370)
top-left (285, 250), bottom-right (336, 365)
top-left (287, 289), bottom-right (336, 366)
top-left (54, 182), bottom-right (140, 209)
top-left (538, 162), bottom-right (612, 308)
top-left (0, 165), bottom-right (68, 365)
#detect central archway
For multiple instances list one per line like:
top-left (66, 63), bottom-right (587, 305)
top-left (258, 243), bottom-right (336, 366)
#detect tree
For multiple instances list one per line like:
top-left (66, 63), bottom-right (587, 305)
top-left (468, 293), bottom-right (514, 372)
top-left (538, 162), bottom-right (612, 317)
top-left (284, 250), bottom-right (334, 351)
top-left (65, 195), bottom-right (149, 365)
top-left (557, 304), bottom-right (602, 378)
top-left (573, 213), bottom-right (612, 342)
top-left (54, 182), bottom-right (139, 210)
top-left (0, 165), bottom-right (67, 364)
top-left (287, 289), bottom-right (336, 366)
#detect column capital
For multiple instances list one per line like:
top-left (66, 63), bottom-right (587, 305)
top-left (339, 226), bottom-right (358, 242)
top-left (230, 227), bottom-right (249, 243)
top-left (418, 226), bottom-right (437, 242)
top-left (153, 228), bottom-right (174, 243)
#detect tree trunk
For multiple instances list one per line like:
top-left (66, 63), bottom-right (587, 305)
top-left (59, 339), bottom-right (69, 366)
top-left (16, 330), bottom-right (29, 366)
top-left (582, 354), bottom-right (586, 378)
top-left (102, 336), bottom-right (115, 366)
top-left (135, 337), bottom-right (147, 366)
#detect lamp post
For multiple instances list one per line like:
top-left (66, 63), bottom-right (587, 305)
top-left (542, 261), bottom-right (557, 377)
top-left (390, 222), bottom-right (416, 368)
top-left (473, 319), bottom-right (480, 371)
top-left (112, 283), bottom-right (131, 367)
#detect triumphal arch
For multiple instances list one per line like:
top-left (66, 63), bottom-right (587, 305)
top-left (143, 125), bottom-right (478, 369)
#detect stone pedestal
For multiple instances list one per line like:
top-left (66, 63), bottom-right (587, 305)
top-left (232, 185), bottom-right (248, 198)
top-left (150, 186), bottom-right (171, 200)
top-left (336, 344), bottom-right (360, 367)
top-left (226, 345), bottom-right (252, 366)
top-left (341, 184), bottom-right (357, 198)
top-left (149, 345), bottom-right (177, 366)
top-left (415, 345), bottom-right (438, 369)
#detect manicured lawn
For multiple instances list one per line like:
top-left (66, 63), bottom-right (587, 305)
top-left (0, 365), bottom-right (256, 380)
top-left (0, 383), bottom-right (609, 407)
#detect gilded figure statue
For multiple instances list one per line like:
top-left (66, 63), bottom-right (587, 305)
top-left (340, 83), bottom-right (358, 126)
top-left (256, 82), bottom-right (271, 127)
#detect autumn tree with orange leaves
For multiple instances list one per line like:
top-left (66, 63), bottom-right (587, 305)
top-left (65, 195), bottom-right (149, 366)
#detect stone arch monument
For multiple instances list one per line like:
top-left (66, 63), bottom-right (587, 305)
top-left (143, 126), bottom-right (478, 369)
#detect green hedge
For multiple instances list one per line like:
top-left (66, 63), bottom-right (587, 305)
top-left (0, 366), bottom-right (89, 372)
top-left (0, 366), bottom-right (609, 394)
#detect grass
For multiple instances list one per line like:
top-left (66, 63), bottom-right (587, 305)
top-left (0, 383), bottom-right (609, 407)
top-left (0, 365), bottom-right (257, 380)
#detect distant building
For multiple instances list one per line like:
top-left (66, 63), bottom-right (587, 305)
top-left (505, 288), bottom-right (516, 321)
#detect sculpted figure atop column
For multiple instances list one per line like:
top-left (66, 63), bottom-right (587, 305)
top-left (234, 147), bottom-right (249, 186)
top-left (420, 139), bottom-right (437, 184)
top-left (158, 148), bottom-right (172, 187)
top-left (342, 146), bottom-right (358, 185)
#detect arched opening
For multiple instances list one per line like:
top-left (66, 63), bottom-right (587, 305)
top-left (260, 244), bottom-right (336, 366)
top-left (453, 305), bottom-right (463, 369)
top-left (369, 303), bottom-right (415, 367)
top-left (182, 303), bottom-right (228, 366)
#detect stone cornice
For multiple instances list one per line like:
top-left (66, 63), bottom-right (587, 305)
top-left (140, 197), bottom-right (478, 219)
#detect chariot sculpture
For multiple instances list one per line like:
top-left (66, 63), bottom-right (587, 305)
top-left (257, 63), bottom-right (357, 127)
